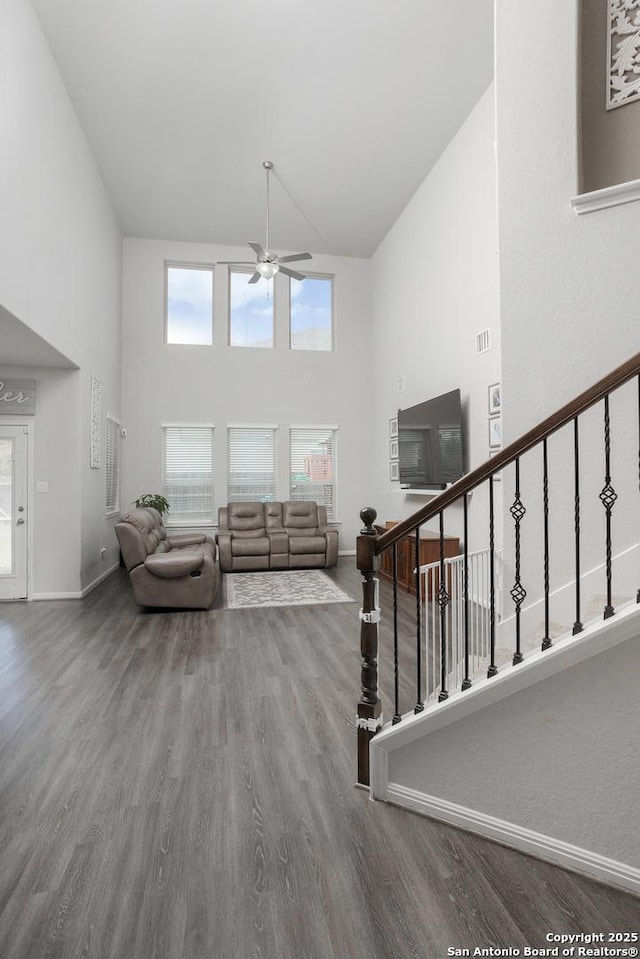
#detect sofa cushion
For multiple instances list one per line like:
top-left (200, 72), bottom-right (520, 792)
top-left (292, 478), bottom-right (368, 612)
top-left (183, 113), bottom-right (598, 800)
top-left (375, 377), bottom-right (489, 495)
top-left (227, 502), bottom-right (266, 533)
top-left (231, 536), bottom-right (270, 557)
top-left (282, 501), bottom-right (319, 533)
top-left (289, 535), bottom-right (327, 555)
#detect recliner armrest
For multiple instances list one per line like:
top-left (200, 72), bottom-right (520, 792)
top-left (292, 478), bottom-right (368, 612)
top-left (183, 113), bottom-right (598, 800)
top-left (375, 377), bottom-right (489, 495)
top-left (216, 532), bottom-right (232, 572)
top-left (167, 532), bottom-right (207, 548)
top-left (144, 550), bottom-right (204, 578)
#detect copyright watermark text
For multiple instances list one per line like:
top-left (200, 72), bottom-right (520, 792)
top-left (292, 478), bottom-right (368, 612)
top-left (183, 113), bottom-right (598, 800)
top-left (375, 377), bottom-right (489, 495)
top-left (446, 933), bottom-right (639, 959)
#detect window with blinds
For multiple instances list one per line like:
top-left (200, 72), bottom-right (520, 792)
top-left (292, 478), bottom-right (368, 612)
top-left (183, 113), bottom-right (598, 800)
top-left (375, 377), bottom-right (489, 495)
top-left (162, 425), bottom-right (214, 525)
top-left (289, 428), bottom-right (337, 521)
top-left (228, 427), bottom-right (277, 503)
top-left (105, 415), bottom-right (121, 516)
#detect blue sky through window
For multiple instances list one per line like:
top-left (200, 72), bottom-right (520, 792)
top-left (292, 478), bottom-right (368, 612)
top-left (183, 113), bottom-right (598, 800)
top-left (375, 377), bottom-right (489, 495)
top-left (229, 271), bottom-right (274, 348)
top-left (290, 276), bottom-right (332, 350)
top-left (166, 266), bottom-right (213, 345)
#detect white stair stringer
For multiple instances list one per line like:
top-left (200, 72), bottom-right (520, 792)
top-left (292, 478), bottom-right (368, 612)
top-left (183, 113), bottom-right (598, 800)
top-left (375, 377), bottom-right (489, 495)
top-left (369, 602), bottom-right (640, 896)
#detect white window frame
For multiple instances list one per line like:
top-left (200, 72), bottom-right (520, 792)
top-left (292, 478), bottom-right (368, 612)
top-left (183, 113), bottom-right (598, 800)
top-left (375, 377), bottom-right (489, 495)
top-left (288, 272), bottom-right (334, 351)
top-left (227, 425), bottom-right (278, 503)
top-left (105, 414), bottom-right (121, 517)
top-left (289, 425), bottom-right (338, 522)
top-left (164, 261), bottom-right (214, 346)
top-left (161, 423), bottom-right (215, 527)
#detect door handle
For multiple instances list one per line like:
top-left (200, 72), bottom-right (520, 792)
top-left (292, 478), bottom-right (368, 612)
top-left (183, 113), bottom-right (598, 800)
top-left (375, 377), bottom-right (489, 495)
top-left (16, 518), bottom-right (25, 525)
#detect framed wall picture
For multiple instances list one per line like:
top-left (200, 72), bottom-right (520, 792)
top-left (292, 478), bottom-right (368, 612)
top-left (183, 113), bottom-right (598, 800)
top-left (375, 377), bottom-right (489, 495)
top-left (389, 416), bottom-right (398, 438)
top-left (488, 382), bottom-right (501, 415)
top-left (389, 439), bottom-right (398, 460)
top-left (489, 414), bottom-right (502, 450)
top-left (390, 460), bottom-right (399, 481)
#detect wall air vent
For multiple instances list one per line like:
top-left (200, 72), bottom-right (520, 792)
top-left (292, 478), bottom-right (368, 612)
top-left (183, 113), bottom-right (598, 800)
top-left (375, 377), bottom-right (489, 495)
top-left (476, 329), bottom-right (491, 354)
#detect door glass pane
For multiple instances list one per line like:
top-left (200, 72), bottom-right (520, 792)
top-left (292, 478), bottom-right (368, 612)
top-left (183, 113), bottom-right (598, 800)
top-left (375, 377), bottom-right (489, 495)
top-left (0, 439), bottom-right (12, 574)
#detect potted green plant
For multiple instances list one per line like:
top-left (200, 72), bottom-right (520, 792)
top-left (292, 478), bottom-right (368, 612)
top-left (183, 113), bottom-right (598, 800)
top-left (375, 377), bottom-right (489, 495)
top-left (134, 493), bottom-right (170, 517)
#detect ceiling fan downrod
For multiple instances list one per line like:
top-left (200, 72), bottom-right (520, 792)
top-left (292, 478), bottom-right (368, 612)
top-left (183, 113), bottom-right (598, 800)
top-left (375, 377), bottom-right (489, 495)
top-left (263, 160), bottom-right (273, 253)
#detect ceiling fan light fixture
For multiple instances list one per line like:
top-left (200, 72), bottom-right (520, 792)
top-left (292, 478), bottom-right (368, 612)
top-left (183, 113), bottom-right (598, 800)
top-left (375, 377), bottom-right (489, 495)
top-left (256, 260), bottom-right (279, 279)
top-left (216, 160), bottom-right (312, 279)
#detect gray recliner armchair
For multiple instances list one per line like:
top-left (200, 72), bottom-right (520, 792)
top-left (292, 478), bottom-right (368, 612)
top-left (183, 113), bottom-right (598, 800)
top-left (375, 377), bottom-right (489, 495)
top-left (115, 507), bottom-right (219, 608)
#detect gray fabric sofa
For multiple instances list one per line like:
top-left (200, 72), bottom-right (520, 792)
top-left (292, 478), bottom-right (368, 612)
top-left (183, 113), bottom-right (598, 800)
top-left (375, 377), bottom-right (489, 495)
top-left (115, 507), bottom-right (219, 608)
top-left (217, 500), bottom-right (338, 572)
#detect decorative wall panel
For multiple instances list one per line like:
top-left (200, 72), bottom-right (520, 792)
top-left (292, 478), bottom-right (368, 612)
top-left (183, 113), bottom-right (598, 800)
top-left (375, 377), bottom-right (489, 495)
top-left (608, 0), bottom-right (640, 109)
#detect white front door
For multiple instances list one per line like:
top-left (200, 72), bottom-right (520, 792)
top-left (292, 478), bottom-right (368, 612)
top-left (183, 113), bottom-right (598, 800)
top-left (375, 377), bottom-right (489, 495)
top-left (0, 425), bottom-right (28, 600)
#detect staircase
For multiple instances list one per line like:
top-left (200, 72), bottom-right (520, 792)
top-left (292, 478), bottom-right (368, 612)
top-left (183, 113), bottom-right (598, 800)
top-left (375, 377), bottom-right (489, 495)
top-left (355, 352), bottom-right (640, 896)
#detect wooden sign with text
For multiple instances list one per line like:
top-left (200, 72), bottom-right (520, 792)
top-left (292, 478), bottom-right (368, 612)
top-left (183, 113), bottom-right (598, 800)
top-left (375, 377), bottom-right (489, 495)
top-left (0, 379), bottom-right (37, 415)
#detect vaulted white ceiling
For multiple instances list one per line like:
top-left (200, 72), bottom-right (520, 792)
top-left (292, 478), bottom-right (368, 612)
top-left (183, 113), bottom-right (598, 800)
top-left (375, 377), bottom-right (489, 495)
top-left (30, 0), bottom-right (494, 259)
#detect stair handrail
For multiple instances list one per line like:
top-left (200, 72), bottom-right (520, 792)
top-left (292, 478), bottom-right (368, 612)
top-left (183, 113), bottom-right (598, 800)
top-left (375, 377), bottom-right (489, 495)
top-left (356, 350), bottom-right (640, 787)
top-left (374, 350), bottom-right (640, 554)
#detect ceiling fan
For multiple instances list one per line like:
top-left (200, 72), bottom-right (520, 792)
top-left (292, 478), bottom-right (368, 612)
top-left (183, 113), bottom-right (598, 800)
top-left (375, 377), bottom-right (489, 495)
top-left (217, 160), bottom-right (312, 284)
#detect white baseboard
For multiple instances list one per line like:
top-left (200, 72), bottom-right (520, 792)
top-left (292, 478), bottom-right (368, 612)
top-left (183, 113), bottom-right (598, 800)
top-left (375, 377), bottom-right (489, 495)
top-left (82, 563), bottom-right (119, 597)
top-left (381, 782), bottom-right (640, 897)
top-left (33, 591), bottom-right (84, 600)
top-left (32, 563), bottom-right (119, 601)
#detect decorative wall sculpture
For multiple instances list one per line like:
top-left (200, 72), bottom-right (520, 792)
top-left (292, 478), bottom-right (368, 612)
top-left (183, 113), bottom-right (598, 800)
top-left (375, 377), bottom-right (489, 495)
top-left (90, 375), bottom-right (102, 468)
top-left (608, 0), bottom-right (640, 109)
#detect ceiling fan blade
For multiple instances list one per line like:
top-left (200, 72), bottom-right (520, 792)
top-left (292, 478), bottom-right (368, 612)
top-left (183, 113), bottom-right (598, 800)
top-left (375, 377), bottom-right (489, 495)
top-left (279, 265), bottom-right (306, 282)
top-left (278, 252), bottom-right (312, 264)
top-left (248, 272), bottom-right (262, 284)
top-left (216, 261), bottom-right (254, 265)
top-left (248, 241), bottom-right (267, 259)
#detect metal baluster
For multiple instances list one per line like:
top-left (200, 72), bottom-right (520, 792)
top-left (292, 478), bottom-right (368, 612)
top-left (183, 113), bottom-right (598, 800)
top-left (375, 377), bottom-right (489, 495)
top-left (541, 438), bottom-right (552, 650)
top-left (392, 545), bottom-right (401, 724)
top-left (414, 528), bottom-right (424, 714)
top-left (510, 458), bottom-right (526, 665)
top-left (572, 417), bottom-right (583, 635)
top-left (600, 395), bottom-right (617, 619)
top-left (437, 512), bottom-right (450, 701)
top-left (487, 479), bottom-right (498, 678)
top-left (462, 495), bottom-right (472, 690)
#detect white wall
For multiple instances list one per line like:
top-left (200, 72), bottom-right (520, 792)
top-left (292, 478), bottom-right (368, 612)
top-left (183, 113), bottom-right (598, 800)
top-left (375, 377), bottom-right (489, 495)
top-left (370, 85), bottom-right (501, 552)
top-left (121, 239), bottom-right (374, 549)
top-left (387, 622), bottom-right (640, 872)
top-left (0, 0), bottom-right (122, 594)
top-left (496, 0), bottom-right (640, 623)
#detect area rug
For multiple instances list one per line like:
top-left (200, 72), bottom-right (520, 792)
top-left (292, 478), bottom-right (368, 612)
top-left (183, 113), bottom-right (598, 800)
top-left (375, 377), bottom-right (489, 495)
top-left (224, 570), bottom-right (355, 610)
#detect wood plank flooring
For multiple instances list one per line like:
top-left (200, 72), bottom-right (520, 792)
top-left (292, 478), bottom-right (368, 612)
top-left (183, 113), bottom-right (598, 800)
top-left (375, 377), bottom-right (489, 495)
top-left (0, 559), bottom-right (638, 959)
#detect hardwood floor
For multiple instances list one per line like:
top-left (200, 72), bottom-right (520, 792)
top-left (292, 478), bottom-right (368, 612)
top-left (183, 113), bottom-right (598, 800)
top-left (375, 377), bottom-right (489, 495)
top-left (0, 559), bottom-right (638, 959)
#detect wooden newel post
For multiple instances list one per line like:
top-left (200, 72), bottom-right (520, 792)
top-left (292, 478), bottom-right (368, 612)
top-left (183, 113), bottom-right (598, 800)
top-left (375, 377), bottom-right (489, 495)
top-left (356, 506), bottom-right (382, 788)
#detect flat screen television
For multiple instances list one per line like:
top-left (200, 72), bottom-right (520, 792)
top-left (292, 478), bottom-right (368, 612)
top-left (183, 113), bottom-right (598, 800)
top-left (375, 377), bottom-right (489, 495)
top-left (397, 388), bottom-right (464, 490)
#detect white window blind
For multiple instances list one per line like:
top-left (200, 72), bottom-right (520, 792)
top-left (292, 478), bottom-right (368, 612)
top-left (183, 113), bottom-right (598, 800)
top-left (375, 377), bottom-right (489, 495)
top-left (289, 428), bottom-right (337, 521)
top-left (105, 415), bottom-right (121, 516)
top-left (228, 428), bottom-right (277, 503)
top-left (162, 426), bottom-right (214, 525)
